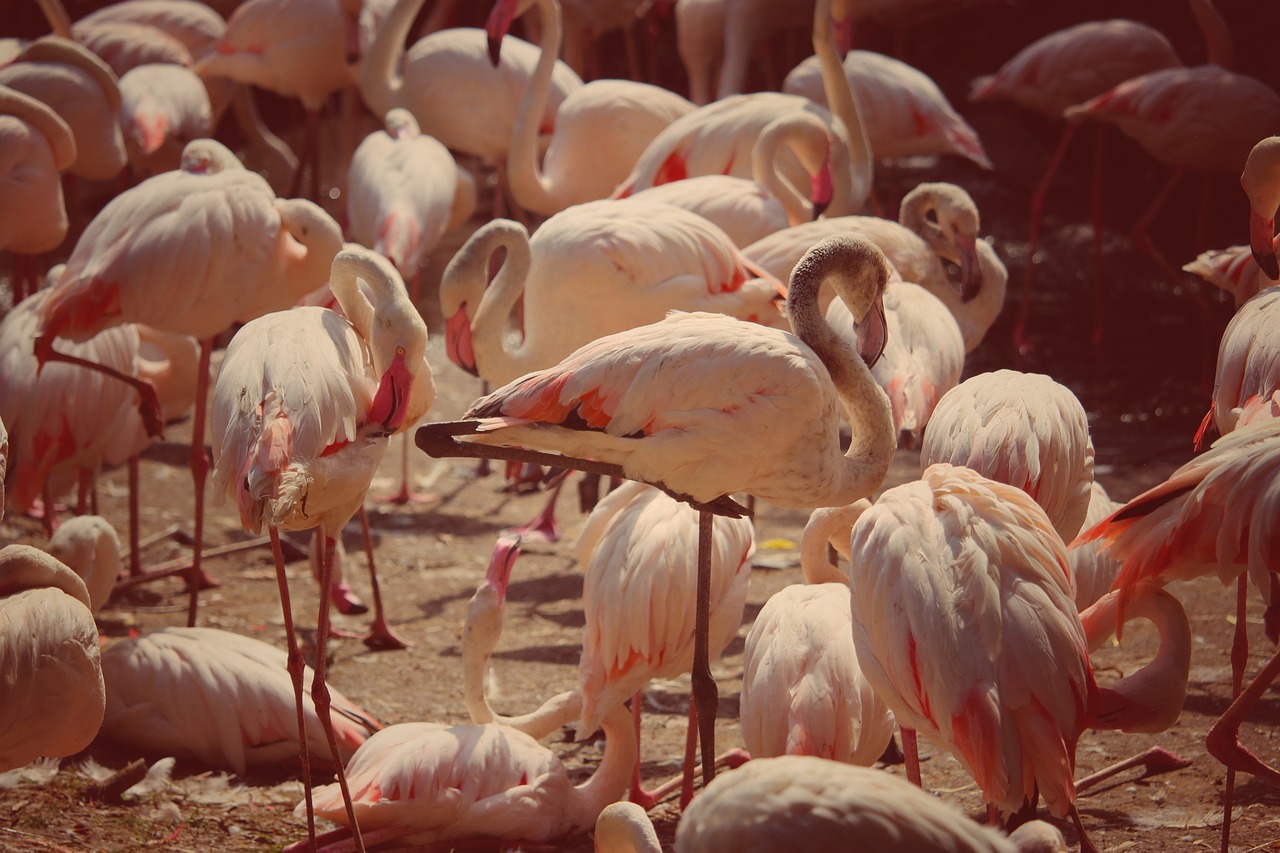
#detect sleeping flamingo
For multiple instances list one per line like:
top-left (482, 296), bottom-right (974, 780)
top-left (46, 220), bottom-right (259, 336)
top-left (99, 626), bottom-right (381, 774)
top-left (117, 62), bottom-right (213, 177)
top-left (739, 502), bottom-right (895, 766)
top-left (489, 0), bottom-right (694, 217)
top-left (418, 234), bottom-right (897, 791)
top-left (0, 544), bottom-right (104, 772)
top-left (47, 515), bottom-right (121, 615)
top-left (210, 246), bottom-right (434, 849)
top-left (34, 138), bottom-right (342, 625)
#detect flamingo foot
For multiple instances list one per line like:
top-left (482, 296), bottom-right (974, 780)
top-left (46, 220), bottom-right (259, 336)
top-left (635, 748), bottom-right (750, 811)
top-left (1076, 746), bottom-right (1193, 794)
top-left (376, 482), bottom-right (442, 506)
top-left (360, 614), bottom-right (412, 650)
top-left (332, 581), bottom-right (369, 616)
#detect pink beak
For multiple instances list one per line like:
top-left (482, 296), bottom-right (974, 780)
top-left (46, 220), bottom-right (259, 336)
top-left (369, 348), bottom-right (412, 432)
top-left (485, 534), bottom-right (522, 602)
top-left (445, 307), bottom-right (478, 376)
top-left (485, 0), bottom-right (518, 67)
top-left (810, 142), bottom-right (834, 220)
top-left (1249, 204), bottom-right (1279, 281)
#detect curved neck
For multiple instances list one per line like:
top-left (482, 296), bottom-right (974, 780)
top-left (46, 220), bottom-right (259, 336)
top-left (753, 115), bottom-right (825, 225)
top-left (505, 0), bottom-right (561, 214)
top-left (464, 223), bottom-right (538, 384)
top-left (359, 0), bottom-right (425, 117)
top-left (799, 502), bottom-right (869, 585)
top-left (1080, 587), bottom-right (1191, 734)
top-left (1188, 0), bottom-right (1233, 69)
top-left (566, 701), bottom-right (639, 829)
top-left (812, 0), bottom-right (872, 212)
top-left (277, 201), bottom-right (344, 303)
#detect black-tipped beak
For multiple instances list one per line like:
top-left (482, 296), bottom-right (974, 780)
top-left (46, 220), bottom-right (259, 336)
top-left (1250, 206), bottom-right (1279, 280)
top-left (856, 294), bottom-right (888, 368)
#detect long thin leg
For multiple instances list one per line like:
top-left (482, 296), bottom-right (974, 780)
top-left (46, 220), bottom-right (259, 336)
top-left (186, 339), bottom-right (215, 627)
top-left (270, 527), bottom-right (317, 846)
top-left (503, 476), bottom-right (565, 543)
top-left (691, 510), bottom-right (718, 793)
top-left (1218, 575), bottom-right (1251, 853)
top-left (628, 691), bottom-right (651, 808)
top-left (1089, 125), bottom-right (1107, 353)
top-left (679, 693), bottom-right (699, 809)
top-left (901, 727), bottom-right (922, 787)
top-left (128, 455), bottom-right (142, 577)
top-left (1069, 803), bottom-right (1098, 853)
top-left (379, 432), bottom-right (439, 505)
top-left (356, 505), bottom-right (410, 649)
top-left (34, 335), bottom-right (164, 439)
top-left (1206, 643), bottom-right (1280, 786)
top-left (1014, 122), bottom-right (1080, 356)
top-left (313, 534), bottom-right (366, 853)
top-left (1075, 746), bottom-right (1192, 793)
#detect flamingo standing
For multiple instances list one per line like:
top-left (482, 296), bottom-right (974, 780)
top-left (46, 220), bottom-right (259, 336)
top-left (99, 626), bottom-right (381, 774)
top-left (489, 0), bottom-right (694, 217)
top-left (1078, 416), bottom-right (1280, 853)
top-left (784, 49), bottom-right (991, 169)
top-left (920, 369), bottom-right (1096, 543)
top-left (675, 756), bottom-right (1067, 853)
top-left (968, 17), bottom-right (1182, 352)
top-left (35, 138), bottom-right (343, 624)
top-left (0, 85), bottom-right (75, 304)
top-left (418, 234), bottom-right (897, 790)
top-left (0, 544), bottom-right (104, 772)
top-left (210, 246), bottom-right (434, 848)
top-left (739, 502), bottom-right (895, 766)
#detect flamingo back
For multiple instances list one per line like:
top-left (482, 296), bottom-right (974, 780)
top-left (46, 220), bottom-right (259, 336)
top-left (1207, 288), bottom-right (1280, 438)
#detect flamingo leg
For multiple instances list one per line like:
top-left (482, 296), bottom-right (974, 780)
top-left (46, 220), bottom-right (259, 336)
top-left (1089, 124), bottom-right (1107, 353)
top-left (76, 467), bottom-right (91, 516)
top-left (502, 476), bottom-right (564, 543)
top-left (1014, 121), bottom-right (1080, 356)
top-left (313, 533), bottom-right (367, 853)
top-left (1206, 643), bottom-right (1280, 788)
top-left (691, 509), bottom-right (718, 795)
top-left (680, 690), bottom-right (699, 809)
top-left (355, 505), bottom-right (411, 649)
top-left (627, 691), bottom-right (653, 809)
top-left (1069, 803), bottom-right (1098, 853)
top-left (901, 727), bottom-right (922, 787)
top-left (186, 339), bottom-right (217, 627)
top-left (1218, 575), bottom-right (1252, 853)
top-left (1075, 746), bottom-right (1192, 794)
top-left (270, 526), bottom-right (317, 847)
top-left (287, 108), bottom-right (322, 201)
top-left (33, 334), bottom-right (165, 439)
top-left (378, 432), bottom-right (440, 505)
top-left (128, 455), bottom-right (142, 576)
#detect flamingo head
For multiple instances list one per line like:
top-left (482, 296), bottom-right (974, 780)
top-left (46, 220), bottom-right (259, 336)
top-left (485, 0), bottom-right (519, 67)
top-left (855, 292), bottom-right (888, 368)
top-left (485, 534), bottom-right (522, 604)
top-left (445, 306), bottom-right (479, 376)
top-left (1241, 136), bottom-right (1280, 280)
top-left (369, 346), bottom-right (413, 432)
top-left (809, 141), bottom-right (834, 220)
top-left (1247, 202), bottom-right (1279, 281)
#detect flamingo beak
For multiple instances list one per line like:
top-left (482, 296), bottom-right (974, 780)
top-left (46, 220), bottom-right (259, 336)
top-left (810, 142), bottom-right (834, 220)
top-left (855, 293), bottom-right (887, 368)
top-left (485, 534), bottom-right (523, 602)
top-left (955, 233), bottom-right (981, 301)
top-left (445, 307), bottom-right (479, 376)
top-left (369, 347), bottom-right (412, 433)
top-left (1249, 204), bottom-right (1279, 280)
top-left (485, 0), bottom-right (518, 67)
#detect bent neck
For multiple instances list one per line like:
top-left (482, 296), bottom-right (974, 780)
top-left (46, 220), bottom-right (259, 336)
top-left (465, 223), bottom-right (537, 384)
top-left (506, 0), bottom-right (562, 214)
top-left (277, 200), bottom-right (344, 303)
top-left (1188, 0), bottom-right (1233, 69)
top-left (566, 701), bottom-right (639, 830)
top-left (753, 114), bottom-right (839, 225)
top-left (799, 502), bottom-right (869, 585)
top-left (359, 0), bottom-right (425, 117)
top-left (813, 0), bottom-right (872, 211)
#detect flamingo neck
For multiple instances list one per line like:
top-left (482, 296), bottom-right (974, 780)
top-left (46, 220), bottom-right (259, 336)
top-left (466, 225), bottom-right (539, 385)
top-left (359, 0), bottom-right (425, 117)
top-left (799, 503), bottom-right (869, 585)
top-left (753, 115), bottom-right (824, 226)
top-left (505, 0), bottom-right (563, 215)
top-left (1188, 0), bottom-right (1234, 69)
top-left (813, 0), bottom-right (872, 212)
top-left (566, 701), bottom-right (639, 829)
top-left (1079, 586), bottom-right (1192, 734)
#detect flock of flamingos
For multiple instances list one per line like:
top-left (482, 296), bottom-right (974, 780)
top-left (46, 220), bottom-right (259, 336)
top-left (2, 0), bottom-right (1279, 850)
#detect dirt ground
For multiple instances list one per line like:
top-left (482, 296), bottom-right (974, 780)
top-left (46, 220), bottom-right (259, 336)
top-left (4, 0), bottom-right (1280, 851)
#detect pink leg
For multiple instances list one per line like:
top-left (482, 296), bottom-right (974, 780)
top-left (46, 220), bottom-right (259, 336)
top-left (627, 692), bottom-right (655, 809)
top-left (902, 727), bottom-right (922, 787)
top-left (1075, 746), bottom-right (1192, 793)
top-left (186, 339), bottom-right (218, 627)
top-left (40, 480), bottom-right (58, 537)
top-left (33, 335), bottom-right (165, 440)
top-left (378, 432), bottom-right (439, 506)
top-left (287, 108), bottom-right (322, 201)
top-left (270, 527), bottom-right (317, 847)
top-left (128, 456), bottom-right (142, 577)
top-left (502, 477), bottom-right (565, 543)
top-left (76, 468), bottom-right (91, 516)
top-left (691, 511), bottom-right (718, 793)
top-left (355, 505), bottom-right (410, 649)
top-left (1089, 125), bottom-right (1107, 353)
top-left (1206, 643), bottom-right (1280, 788)
top-left (680, 693), bottom-right (700, 809)
top-left (1015, 122), bottom-right (1080, 356)
top-left (313, 534), bottom-right (367, 853)
top-left (1218, 576), bottom-right (1251, 853)
top-left (1070, 803), bottom-right (1098, 853)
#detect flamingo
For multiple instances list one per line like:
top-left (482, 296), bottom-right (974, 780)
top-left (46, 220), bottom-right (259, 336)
top-left (969, 17), bottom-right (1182, 352)
top-left (99, 626), bottom-right (381, 774)
top-left (921, 369), bottom-right (1096, 543)
top-left (359, 0), bottom-right (582, 213)
top-left (739, 502), bottom-right (895, 766)
top-left (0, 35), bottom-right (126, 182)
top-left (293, 699), bottom-right (635, 852)
top-left (0, 85), bottom-right (75, 304)
top-left (627, 110), bottom-right (847, 247)
top-left (832, 279), bottom-right (964, 448)
top-left (613, 0), bottom-right (872, 217)
top-left (847, 464), bottom-right (1190, 848)
top-left (1077, 416), bottom-right (1280, 853)
top-left (418, 233), bottom-right (897, 791)
top-left (573, 479), bottom-right (753, 807)
top-left (1198, 287), bottom-right (1280, 445)
top-left (440, 198), bottom-right (787, 389)
top-left (210, 246), bottom-right (433, 848)
top-left (117, 63), bottom-right (213, 177)
top-left (1068, 482), bottom-right (1122, 612)
top-left (672, 0), bottom-right (728, 106)
top-left (1243, 135), bottom-right (1280, 280)
top-left (783, 49), bottom-right (991, 169)
top-left (34, 138), bottom-right (343, 625)
top-left (1183, 244), bottom-right (1276, 310)
top-left (489, 0), bottom-right (695, 217)
top-left (0, 543), bottom-right (105, 772)
top-left (71, 0), bottom-right (227, 63)
top-left (47, 515), bottom-right (121, 615)
top-left (593, 801), bottom-right (663, 853)
top-left (0, 415), bottom-right (7, 515)
top-left (675, 756), bottom-right (1068, 853)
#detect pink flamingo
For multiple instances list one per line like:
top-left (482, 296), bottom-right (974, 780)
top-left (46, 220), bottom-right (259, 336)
top-left (1184, 244), bottom-right (1276, 310)
top-left (1068, 482), bottom-right (1123, 612)
top-left (210, 246), bottom-right (434, 849)
top-left (921, 369), bottom-right (1096, 543)
top-left (117, 63), bottom-right (213, 177)
top-left (0, 544), bottom-right (104, 772)
top-left (739, 502), bottom-right (896, 765)
top-left (47, 514), bottom-right (121, 615)
top-left (99, 626), bottom-right (381, 774)
top-left (1078, 416), bottom-right (1280, 853)
top-left (71, 0), bottom-right (227, 63)
top-left (0, 85), bottom-right (75, 304)
top-left (34, 138), bottom-right (343, 624)
top-left (418, 234), bottom-right (897, 791)
top-left (848, 464), bottom-right (1190, 850)
top-left (784, 49), bottom-right (991, 169)
top-left (676, 755), bottom-right (1069, 853)
top-left (1243, 135), bottom-right (1280, 280)
top-left (489, 0), bottom-right (695, 217)
top-left (1199, 287), bottom-right (1280, 445)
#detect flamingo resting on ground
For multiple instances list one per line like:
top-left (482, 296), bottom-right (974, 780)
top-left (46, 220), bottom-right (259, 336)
top-left (417, 233), bottom-right (896, 793)
top-left (210, 246), bottom-right (434, 850)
